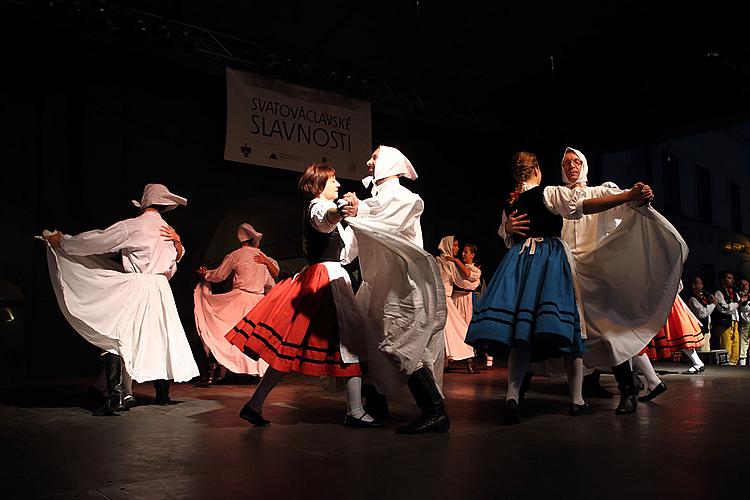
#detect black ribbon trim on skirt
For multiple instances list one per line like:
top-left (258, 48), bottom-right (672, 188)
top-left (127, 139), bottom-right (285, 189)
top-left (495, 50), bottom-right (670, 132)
top-left (246, 333), bottom-right (349, 366)
top-left (232, 322), bottom-right (339, 355)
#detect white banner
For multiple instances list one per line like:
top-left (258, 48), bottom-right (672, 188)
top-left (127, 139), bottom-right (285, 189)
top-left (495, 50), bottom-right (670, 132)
top-left (225, 68), bottom-right (372, 180)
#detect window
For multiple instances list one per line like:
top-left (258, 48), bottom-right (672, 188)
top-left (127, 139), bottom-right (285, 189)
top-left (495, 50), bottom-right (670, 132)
top-left (730, 181), bottom-right (742, 232)
top-left (662, 150), bottom-right (681, 214)
top-left (696, 166), bottom-right (713, 224)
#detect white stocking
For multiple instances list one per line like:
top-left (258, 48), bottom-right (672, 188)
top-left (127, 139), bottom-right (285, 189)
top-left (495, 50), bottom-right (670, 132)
top-left (634, 354), bottom-right (661, 391)
top-left (345, 376), bottom-right (373, 422)
top-left (564, 355), bottom-right (585, 405)
top-left (248, 367), bottom-right (285, 413)
top-left (684, 348), bottom-right (704, 368)
top-left (507, 346), bottom-right (532, 402)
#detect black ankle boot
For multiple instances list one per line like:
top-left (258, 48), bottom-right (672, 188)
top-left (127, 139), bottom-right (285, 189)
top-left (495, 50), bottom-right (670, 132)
top-left (93, 353), bottom-right (125, 416)
top-left (396, 368), bottom-right (450, 434)
top-left (362, 383), bottom-right (389, 422)
top-left (612, 361), bottom-right (637, 415)
top-left (153, 379), bottom-right (171, 405)
top-left (582, 371), bottom-right (614, 399)
top-left (466, 358), bottom-right (479, 374)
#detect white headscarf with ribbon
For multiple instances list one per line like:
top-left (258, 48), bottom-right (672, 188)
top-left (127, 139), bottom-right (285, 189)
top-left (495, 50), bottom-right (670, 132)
top-left (362, 145), bottom-right (418, 191)
top-left (237, 223), bottom-right (262, 247)
top-left (131, 184), bottom-right (187, 212)
top-left (438, 235), bottom-right (455, 257)
top-left (561, 147), bottom-right (589, 187)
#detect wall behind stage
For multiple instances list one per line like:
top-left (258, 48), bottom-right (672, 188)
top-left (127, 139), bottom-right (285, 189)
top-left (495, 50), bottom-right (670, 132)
top-left (0, 23), bottom-right (532, 381)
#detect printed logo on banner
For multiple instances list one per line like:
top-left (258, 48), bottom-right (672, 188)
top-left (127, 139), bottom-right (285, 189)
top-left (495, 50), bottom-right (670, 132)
top-left (225, 69), bottom-right (372, 180)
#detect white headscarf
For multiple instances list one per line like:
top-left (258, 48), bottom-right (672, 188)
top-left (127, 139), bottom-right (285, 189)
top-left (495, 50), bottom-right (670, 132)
top-left (438, 235), bottom-right (455, 257)
top-left (237, 223), bottom-right (262, 247)
top-left (132, 184), bottom-right (187, 212)
top-left (362, 145), bottom-right (418, 189)
top-left (561, 147), bottom-right (589, 187)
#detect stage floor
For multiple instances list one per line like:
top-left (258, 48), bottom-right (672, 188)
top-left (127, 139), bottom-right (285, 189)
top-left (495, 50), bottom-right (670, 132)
top-left (2, 362), bottom-right (749, 499)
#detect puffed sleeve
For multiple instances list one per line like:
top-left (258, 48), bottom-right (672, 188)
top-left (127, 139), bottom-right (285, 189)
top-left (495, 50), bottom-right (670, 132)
top-left (542, 186), bottom-right (586, 220)
top-left (497, 211), bottom-right (514, 249)
top-left (309, 198), bottom-right (338, 233)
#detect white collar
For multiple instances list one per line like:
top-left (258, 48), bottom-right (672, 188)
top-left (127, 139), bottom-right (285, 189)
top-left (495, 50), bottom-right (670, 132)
top-left (373, 177), bottom-right (400, 195)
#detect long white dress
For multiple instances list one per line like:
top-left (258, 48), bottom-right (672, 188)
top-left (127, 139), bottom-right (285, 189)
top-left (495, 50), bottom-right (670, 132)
top-left (436, 237), bottom-right (478, 362)
top-left (45, 211), bottom-right (200, 382)
top-left (347, 178), bottom-right (447, 396)
top-left (501, 182), bottom-right (687, 368)
top-left (194, 246), bottom-right (275, 376)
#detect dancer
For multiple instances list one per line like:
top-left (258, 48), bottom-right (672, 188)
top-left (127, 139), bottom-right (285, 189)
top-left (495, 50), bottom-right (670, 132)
top-left (41, 183), bottom-right (200, 414)
top-left (738, 278), bottom-right (750, 366)
top-left (194, 223), bottom-right (277, 385)
top-left (503, 147), bottom-right (686, 414)
top-left (714, 271), bottom-right (745, 365)
top-left (468, 151), bottom-right (653, 424)
top-left (687, 276), bottom-right (716, 353)
top-left (225, 163), bottom-right (378, 427)
top-left (341, 145), bottom-right (449, 434)
top-left (642, 281), bottom-right (704, 375)
top-left (438, 236), bottom-right (480, 373)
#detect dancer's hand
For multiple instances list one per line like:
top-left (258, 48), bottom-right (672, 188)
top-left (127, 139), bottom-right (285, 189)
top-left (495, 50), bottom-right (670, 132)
top-left (160, 225), bottom-right (181, 244)
top-left (197, 266), bottom-right (207, 276)
top-left (44, 231), bottom-right (63, 248)
top-left (505, 210), bottom-right (530, 237)
top-left (254, 254), bottom-right (271, 266)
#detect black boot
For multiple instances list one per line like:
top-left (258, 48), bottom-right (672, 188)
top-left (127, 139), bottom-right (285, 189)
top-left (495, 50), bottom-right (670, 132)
top-left (582, 370), bottom-right (614, 399)
top-left (153, 379), bottom-right (171, 405)
top-left (466, 358), bottom-right (479, 374)
top-left (396, 368), bottom-right (450, 434)
top-left (362, 383), bottom-right (389, 422)
top-left (92, 353), bottom-right (125, 416)
top-left (612, 361), bottom-right (637, 415)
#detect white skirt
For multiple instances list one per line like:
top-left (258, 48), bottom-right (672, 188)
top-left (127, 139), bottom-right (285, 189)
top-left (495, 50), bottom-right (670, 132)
top-left (194, 283), bottom-right (268, 376)
top-left (46, 247), bottom-right (200, 383)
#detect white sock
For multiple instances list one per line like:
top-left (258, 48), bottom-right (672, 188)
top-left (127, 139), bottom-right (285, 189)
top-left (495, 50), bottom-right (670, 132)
top-left (564, 355), bottom-right (585, 405)
top-left (634, 354), bottom-right (661, 391)
top-left (740, 358), bottom-right (747, 366)
top-left (507, 346), bottom-right (532, 402)
top-left (248, 366), bottom-right (285, 413)
top-left (684, 348), bottom-right (704, 368)
top-left (345, 376), bottom-right (373, 422)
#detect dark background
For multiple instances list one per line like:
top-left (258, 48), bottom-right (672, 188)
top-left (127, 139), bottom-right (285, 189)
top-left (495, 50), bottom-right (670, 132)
top-left (1, 1), bottom-right (747, 380)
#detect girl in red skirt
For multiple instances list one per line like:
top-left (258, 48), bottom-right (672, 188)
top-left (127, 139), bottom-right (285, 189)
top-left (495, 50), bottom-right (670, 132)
top-left (226, 163), bottom-right (380, 427)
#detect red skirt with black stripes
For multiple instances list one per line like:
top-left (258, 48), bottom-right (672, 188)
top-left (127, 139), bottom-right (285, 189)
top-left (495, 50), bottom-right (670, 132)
top-left (641, 296), bottom-right (705, 360)
top-left (225, 263), bottom-right (361, 378)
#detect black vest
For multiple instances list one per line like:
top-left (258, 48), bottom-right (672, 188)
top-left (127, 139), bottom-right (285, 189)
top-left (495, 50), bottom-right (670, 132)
top-left (713, 287), bottom-right (738, 327)
top-left (303, 205), bottom-right (344, 264)
top-left (505, 185), bottom-right (563, 246)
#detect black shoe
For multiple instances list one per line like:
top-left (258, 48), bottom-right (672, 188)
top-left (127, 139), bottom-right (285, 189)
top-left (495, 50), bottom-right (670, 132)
top-left (503, 399), bottom-right (521, 425)
top-left (344, 414), bottom-right (385, 428)
top-left (466, 358), bottom-right (480, 374)
top-left (122, 395), bottom-right (136, 409)
top-left (638, 382), bottom-right (667, 402)
top-left (396, 413), bottom-right (450, 434)
top-left (569, 402), bottom-right (594, 416)
top-left (239, 403), bottom-right (270, 426)
top-left (615, 394), bottom-right (637, 415)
